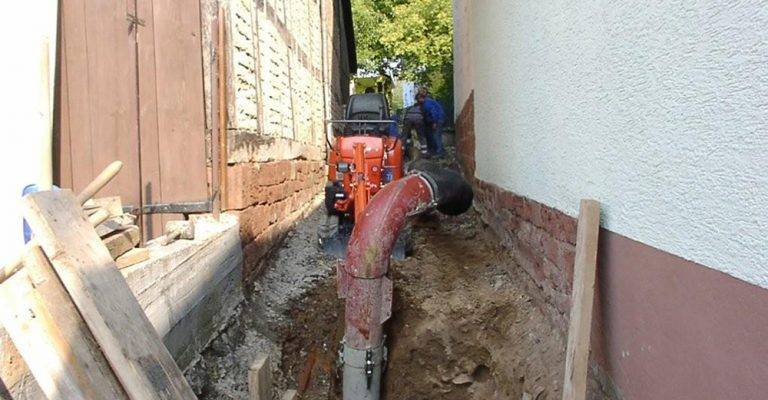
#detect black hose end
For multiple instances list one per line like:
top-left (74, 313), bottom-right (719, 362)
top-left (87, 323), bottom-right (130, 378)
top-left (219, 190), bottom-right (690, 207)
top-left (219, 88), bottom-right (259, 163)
top-left (409, 160), bottom-right (474, 216)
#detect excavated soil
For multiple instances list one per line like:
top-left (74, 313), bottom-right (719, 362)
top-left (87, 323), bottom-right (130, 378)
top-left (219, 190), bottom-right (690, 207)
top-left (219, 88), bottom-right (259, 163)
top-left (280, 212), bottom-right (565, 400)
top-left (189, 195), bottom-right (566, 400)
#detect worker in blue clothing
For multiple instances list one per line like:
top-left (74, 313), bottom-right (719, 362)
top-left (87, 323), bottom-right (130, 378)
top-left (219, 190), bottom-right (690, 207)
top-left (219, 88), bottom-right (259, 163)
top-left (416, 90), bottom-right (446, 158)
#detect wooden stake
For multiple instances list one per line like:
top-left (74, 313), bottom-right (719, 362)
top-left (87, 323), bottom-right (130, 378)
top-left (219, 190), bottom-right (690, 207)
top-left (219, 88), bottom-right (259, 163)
top-left (249, 354), bottom-right (272, 400)
top-left (562, 199), bottom-right (601, 400)
top-left (217, 7), bottom-right (228, 211)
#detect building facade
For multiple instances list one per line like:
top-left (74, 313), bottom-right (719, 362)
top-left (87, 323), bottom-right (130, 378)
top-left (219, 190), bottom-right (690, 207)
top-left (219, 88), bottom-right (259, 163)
top-left (2, 1), bottom-right (355, 398)
top-left (453, 1), bottom-right (768, 399)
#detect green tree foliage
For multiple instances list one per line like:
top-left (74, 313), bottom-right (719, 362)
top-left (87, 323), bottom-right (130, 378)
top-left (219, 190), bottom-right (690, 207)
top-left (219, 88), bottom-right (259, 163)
top-left (352, 0), bottom-right (453, 103)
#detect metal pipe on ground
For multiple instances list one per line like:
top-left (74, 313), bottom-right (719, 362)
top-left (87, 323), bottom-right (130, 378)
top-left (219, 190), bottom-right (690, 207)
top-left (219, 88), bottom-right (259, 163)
top-left (338, 162), bottom-right (472, 400)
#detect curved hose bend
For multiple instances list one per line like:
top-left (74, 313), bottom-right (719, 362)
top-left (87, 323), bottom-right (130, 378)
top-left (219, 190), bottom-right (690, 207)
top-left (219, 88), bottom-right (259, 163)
top-left (340, 163), bottom-right (473, 400)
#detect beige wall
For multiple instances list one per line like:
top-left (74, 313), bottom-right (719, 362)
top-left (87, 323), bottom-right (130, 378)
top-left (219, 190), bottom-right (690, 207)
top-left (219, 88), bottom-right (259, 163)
top-left (198, 0), bottom-right (353, 165)
top-left (452, 0), bottom-right (472, 117)
top-left (220, 0), bottom-right (352, 163)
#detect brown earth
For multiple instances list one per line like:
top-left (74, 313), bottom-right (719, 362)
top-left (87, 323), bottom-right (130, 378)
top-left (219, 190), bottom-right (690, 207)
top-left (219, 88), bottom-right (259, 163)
top-left (279, 210), bottom-right (566, 400)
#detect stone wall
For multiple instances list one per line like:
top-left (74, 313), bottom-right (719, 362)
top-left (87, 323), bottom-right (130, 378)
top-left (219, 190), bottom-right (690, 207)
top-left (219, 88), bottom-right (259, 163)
top-left (212, 0), bottom-right (353, 281)
top-left (226, 158), bottom-right (325, 282)
top-left (473, 180), bottom-right (576, 331)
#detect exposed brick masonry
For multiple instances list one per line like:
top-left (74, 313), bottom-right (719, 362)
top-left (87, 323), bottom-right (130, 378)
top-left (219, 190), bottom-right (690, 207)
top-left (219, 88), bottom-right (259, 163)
top-left (226, 159), bottom-right (325, 282)
top-left (474, 180), bottom-right (577, 332)
top-left (456, 92), bottom-right (576, 331)
top-left (455, 91), bottom-right (476, 177)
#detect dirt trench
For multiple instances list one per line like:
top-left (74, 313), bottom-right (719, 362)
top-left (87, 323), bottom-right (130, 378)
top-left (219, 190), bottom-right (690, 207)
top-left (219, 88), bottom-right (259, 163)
top-left (187, 208), bottom-right (566, 399)
top-left (188, 203), bottom-right (566, 400)
top-left (278, 211), bottom-right (566, 400)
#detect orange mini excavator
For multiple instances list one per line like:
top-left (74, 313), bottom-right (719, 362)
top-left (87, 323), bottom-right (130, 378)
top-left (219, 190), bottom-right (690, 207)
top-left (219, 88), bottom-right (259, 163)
top-left (318, 93), bottom-right (412, 258)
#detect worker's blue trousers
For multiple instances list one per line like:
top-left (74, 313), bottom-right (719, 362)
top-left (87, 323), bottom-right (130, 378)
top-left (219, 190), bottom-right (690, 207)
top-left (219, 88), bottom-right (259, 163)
top-left (424, 123), bottom-right (445, 156)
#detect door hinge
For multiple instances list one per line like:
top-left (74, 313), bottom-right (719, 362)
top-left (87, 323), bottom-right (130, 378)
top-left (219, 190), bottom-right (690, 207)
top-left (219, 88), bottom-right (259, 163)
top-left (126, 13), bottom-right (146, 34)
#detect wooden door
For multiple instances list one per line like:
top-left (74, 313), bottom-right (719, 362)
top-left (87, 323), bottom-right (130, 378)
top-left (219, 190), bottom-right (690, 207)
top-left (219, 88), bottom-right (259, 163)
top-left (136, 0), bottom-right (209, 237)
top-left (56, 0), bottom-right (142, 209)
top-left (55, 0), bottom-right (209, 239)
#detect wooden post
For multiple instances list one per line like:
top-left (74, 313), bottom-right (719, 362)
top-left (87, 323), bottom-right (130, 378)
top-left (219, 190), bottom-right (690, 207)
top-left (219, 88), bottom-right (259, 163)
top-left (248, 354), bottom-right (272, 400)
top-left (562, 199), bottom-right (601, 400)
top-left (0, 246), bottom-right (128, 399)
top-left (210, 9), bottom-right (221, 219)
top-left (217, 6), bottom-right (229, 211)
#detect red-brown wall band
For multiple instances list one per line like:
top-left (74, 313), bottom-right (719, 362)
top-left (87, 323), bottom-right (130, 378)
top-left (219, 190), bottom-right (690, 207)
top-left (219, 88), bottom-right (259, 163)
top-left (226, 159), bottom-right (325, 283)
top-left (456, 94), bottom-right (768, 400)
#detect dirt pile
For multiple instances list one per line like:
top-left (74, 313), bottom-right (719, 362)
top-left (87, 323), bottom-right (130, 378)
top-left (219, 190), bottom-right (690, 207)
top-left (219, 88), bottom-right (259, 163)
top-left (382, 212), bottom-right (564, 399)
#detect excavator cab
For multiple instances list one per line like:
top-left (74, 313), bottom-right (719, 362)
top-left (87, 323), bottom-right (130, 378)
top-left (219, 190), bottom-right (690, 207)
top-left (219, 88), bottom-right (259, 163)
top-left (319, 93), bottom-right (411, 259)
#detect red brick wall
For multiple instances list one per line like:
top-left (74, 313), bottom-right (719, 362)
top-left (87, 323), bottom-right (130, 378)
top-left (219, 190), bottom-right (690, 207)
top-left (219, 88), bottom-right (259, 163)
top-left (473, 179), bottom-right (577, 331)
top-left (455, 91), bottom-right (476, 178)
top-left (225, 159), bottom-right (325, 282)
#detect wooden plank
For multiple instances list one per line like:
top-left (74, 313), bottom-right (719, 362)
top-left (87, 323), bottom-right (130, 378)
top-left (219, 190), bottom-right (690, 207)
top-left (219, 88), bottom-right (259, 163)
top-left (137, 0), bottom-right (209, 238)
top-left (54, 15), bottom-right (73, 189)
top-left (210, 9), bottom-right (221, 218)
top-left (151, 0), bottom-right (209, 204)
top-left (116, 247), bottom-right (150, 269)
top-left (136, 0), bottom-right (164, 240)
top-left (95, 214), bottom-right (137, 238)
top-left (562, 199), bottom-right (601, 400)
top-left (58, 0), bottom-right (141, 208)
top-left (22, 190), bottom-right (196, 400)
top-left (103, 225), bottom-right (141, 259)
top-left (248, 354), bottom-right (272, 400)
top-left (0, 246), bottom-right (128, 399)
top-left (218, 7), bottom-right (229, 210)
top-left (60, 0), bottom-right (94, 191)
top-left (84, 0), bottom-right (141, 207)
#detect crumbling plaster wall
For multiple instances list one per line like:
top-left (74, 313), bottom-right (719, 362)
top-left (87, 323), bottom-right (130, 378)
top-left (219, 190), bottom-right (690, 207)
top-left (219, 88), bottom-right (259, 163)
top-left (467, 0), bottom-right (768, 289)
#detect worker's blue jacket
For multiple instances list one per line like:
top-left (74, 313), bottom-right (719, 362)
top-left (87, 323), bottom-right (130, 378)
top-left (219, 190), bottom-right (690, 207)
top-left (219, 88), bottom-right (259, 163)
top-left (422, 97), bottom-right (445, 125)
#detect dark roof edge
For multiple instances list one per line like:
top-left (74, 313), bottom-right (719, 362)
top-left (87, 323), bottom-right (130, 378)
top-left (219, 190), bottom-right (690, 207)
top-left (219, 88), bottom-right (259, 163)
top-left (341, 0), bottom-right (357, 72)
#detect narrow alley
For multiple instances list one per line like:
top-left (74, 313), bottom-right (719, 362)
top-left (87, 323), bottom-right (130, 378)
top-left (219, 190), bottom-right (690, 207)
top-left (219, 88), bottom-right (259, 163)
top-left (1, 1), bottom-right (766, 400)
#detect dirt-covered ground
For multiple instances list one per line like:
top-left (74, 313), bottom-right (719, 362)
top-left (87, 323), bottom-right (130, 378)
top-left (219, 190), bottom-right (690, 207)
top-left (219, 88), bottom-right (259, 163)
top-left (187, 200), bottom-right (568, 399)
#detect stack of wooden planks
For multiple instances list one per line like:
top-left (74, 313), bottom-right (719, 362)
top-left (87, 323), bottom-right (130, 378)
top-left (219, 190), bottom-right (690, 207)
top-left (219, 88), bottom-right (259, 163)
top-left (0, 190), bottom-right (197, 399)
top-left (84, 196), bottom-right (149, 269)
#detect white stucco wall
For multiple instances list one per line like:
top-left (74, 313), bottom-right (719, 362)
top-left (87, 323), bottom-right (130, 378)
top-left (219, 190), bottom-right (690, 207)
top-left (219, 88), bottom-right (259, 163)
top-left (462, 1), bottom-right (768, 288)
top-left (452, 0), bottom-right (473, 115)
top-left (0, 1), bottom-right (57, 267)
